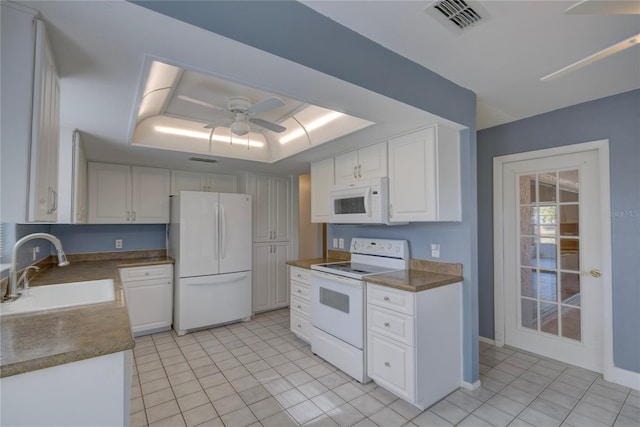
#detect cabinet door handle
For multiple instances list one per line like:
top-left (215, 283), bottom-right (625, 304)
top-left (384, 361), bottom-right (391, 368)
top-left (358, 165), bottom-right (362, 178)
top-left (47, 187), bottom-right (54, 214)
top-left (383, 296), bottom-right (390, 302)
top-left (132, 211), bottom-right (136, 221)
top-left (384, 322), bottom-right (390, 328)
top-left (389, 204), bottom-right (393, 218)
top-left (126, 211), bottom-right (130, 221)
top-left (353, 166), bottom-right (357, 179)
top-left (52, 189), bottom-right (58, 212)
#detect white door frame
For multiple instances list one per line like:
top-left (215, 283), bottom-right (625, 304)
top-left (493, 139), bottom-right (636, 389)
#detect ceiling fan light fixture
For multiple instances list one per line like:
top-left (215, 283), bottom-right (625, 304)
top-left (230, 120), bottom-right (250, 136)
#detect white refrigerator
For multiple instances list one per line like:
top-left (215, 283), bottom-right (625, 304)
top-left (170, 191), bottom-right (252, 336)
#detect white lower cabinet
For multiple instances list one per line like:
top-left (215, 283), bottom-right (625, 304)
top-left (289, 266), bottom-right (312, 342)
top-left (119, 264), bottom-right (173, 336)
top-left (252, 242), bottom-right (290, 313)
top-left (366, 282), bottom-right (462, 410)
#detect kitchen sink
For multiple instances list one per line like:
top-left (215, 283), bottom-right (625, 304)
top-left (0, 279), bottom-right (115, 316)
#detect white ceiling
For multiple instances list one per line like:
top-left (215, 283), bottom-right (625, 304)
top-left (13, 0), bottom-right (639, 176)
top-left (302, 0), bottom-right (640, 130)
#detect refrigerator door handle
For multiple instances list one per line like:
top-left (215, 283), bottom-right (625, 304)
top-left (221, 204), bottom-right (227, 259)
top-left (213, 205), bottom-right (219, 260)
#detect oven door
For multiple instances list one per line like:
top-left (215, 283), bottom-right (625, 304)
top-left (311, 270), bottom-right (364, 349)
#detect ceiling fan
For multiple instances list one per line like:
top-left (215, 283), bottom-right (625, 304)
top-left (178, 95), bottom-right (287, 136)
top-left (541, 0), bottom-right (639, 81)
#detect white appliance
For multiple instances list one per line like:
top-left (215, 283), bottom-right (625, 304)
top-left (170, 191), bottom-right (252, 336)
top-left (311, 237), bottom-right (409, 383)
top-left (329, 177), bottom-right (391, 224)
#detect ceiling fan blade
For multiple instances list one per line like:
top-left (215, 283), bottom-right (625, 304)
top-left (541, 32), bottom-right (640, 81)
top-left (565, 0), bottom-right (640, 15)
top-left (246, 96), bottom-right (285, 115)
top-left (178, 95), bottom-right (227, 112)
top-left (249, 118), bottom-right (287, 133)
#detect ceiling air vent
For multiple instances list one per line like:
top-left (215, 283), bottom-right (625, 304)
top-left (426, 0), bottom-right (490, 33)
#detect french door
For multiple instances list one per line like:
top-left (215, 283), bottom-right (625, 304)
top-left (500, 149), bottom-right (604, 372)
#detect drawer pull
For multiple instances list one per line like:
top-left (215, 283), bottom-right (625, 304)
top-left (383, 296), bottom-right (390, 302)
top-left (297, 324), bottom-right (302, 328)
top-left (145, 272), bottom-right (149, 276)
top-left (384, 361), bottom-right (391, 368)
top-left (297, 289), bottom-right (302, 293)
top-left (384, 322), bottom-right (390, 328)
top-left (297, 274), bottom-right (302, 278)
top-left (297, 305), bottom-right (302, 309)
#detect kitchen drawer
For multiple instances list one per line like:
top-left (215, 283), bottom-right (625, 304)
top-left (120, 264), bottom-right (172, 283)
top-left (290, 267), bottom-right (311, 284)
top-left (368, 304), bottom-right (414, 346)
top-left (290, 295), bottom-right (311, 317)
top-left (290, 310), bottom-right (311, 341)
top-left (291, 280), bottom-right (311, 301)
top-left (367, 331), bottom-right (414, 401)
top-left (367, 283), bottom-right (414, 316)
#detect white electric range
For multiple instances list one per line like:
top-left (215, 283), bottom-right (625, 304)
top-left (310, 237), bottom-right (409, 383)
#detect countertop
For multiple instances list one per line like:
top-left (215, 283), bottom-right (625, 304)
top-left (286, 256), bottom-right (463, 293)
top-left (0, 255), bottom-right (173, 378)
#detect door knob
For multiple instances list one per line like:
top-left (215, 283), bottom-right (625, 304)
top-left (582, 269), bottom-right (601, 278)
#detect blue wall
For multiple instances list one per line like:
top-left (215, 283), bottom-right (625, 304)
top-left (131, 1), bottom-right (479, 384)
top-left (477, 89), bottom-right (640, 373)
top-left (50, 224), bottom-right (166, 254)
top-left (1, 223), bottom-right (167, 278)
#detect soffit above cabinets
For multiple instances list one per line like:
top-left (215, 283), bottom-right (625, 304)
top-left (132, 60), bottom-right (375, 163)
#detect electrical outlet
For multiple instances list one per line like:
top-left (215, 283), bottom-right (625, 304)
top-left (339, 238), bottom-right (345, 249)
top-left (431, 243), bottom-right (440, 258)
top-left (332, 238), bottom-right (338, 248)
top-left (115, 239), bottom-right (123, 249)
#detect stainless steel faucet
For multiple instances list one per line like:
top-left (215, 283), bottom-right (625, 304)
top-left (3, 233), bottom-right (70, 302)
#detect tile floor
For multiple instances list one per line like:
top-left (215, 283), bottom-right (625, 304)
top-left (130, 309), bottom-right (639, 427)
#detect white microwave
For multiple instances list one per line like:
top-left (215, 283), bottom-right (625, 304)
top-left (329, 177), bottom-right (391, 224)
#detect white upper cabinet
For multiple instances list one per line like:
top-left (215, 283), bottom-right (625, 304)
top-left (250, 174), bottom-right (291, 243)
top-left (170, 170), bottom-right (237, 195)
top-left (334, 141), bottom-right (387, 185)
top-left (310, 157), bottom-right (334, 223)
top-left (27, 19), bottom-right (60, 222)
top-left (88, 162), bottom-right (170, 224)
top-left (388, 125), bottom-right (461, 222)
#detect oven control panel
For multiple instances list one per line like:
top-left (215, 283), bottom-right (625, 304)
top-left (350, 238), bottom-right (409, 259)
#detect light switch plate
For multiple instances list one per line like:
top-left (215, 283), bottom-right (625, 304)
top-left (431, 243), bottom-right (440, 258)
top-left (115, 239), bottom-right (123, 249)
top-left (338, 238), bottom-right (345, 249)
top-left (332, 238), bottom-right (338, 248)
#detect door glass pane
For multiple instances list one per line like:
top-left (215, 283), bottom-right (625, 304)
top-left (539, 237), bottom-right (557, 268)
top-left (520, 206), bottom-right (537, 235)
top-left (539, 206), bottom-right (557, 237)
top-left (520, 175), bottom-right (536, 204)
top-left (540, 303), bottom-right (558, 335)
top-left (521, 299), bottom-right (538, 330)
top-left (561, 306), bottom-right (581, 341)
top-left (560, 242), bottom-right (580, 271)
top-left (520, 237), bottom-right (536, 267)
top-left (561, 272), bottom-right (581, 306)
top-left (559, 170), bottom-right (579, 202)
top-left (538, 173), bottom-right (557, 202)
top-left (521, 268), bottom-right (535, 298)
top-left (539, 270), bottom-right (557, 302)
top-left (560, 205), bottom-right (579, 236)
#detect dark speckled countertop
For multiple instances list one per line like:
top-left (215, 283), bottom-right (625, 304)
top-left (286, 254), bottom-right (463, 293)
top-left (0, 254), bottom-right (173, 378)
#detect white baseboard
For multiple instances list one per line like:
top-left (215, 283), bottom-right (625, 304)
top-left (462, 380), bottom-right (481, 391)
top-left (605, 365), bottom-right (640, 391)
top-left (479, 336), bottom-right (495, 345)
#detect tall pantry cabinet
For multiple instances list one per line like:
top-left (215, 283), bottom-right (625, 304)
top-left (247, 174), bottom-right (292, 313)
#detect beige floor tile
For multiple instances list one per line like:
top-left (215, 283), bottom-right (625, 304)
top-left (212, 393), bottom-right (246, 416)
top-left (220, 407), bottom-right (258, 427)
top-left (149, 413), bottom-right (186, 427)
top-left (143, 387), bottom-right (176, 408)
top-left (177, 390), bottom-right (209, 412)
top-left (183, 403), bottom-right (217, 427)
top-left (146, 399), bottom-right (181, 424)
